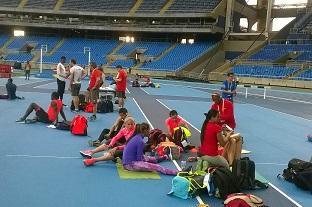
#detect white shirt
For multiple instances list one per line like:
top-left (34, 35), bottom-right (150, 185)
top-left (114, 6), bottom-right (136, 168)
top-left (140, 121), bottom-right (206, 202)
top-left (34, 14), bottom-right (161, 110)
top-left (69, 65), bottom-right (84, 84)
top-left (56, 62), bottom-right (66, 81)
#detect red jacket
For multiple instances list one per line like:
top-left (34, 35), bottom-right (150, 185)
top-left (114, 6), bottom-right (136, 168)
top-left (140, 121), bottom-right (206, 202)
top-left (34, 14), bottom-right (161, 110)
top-left (211, 98), bottom-right (236, 129)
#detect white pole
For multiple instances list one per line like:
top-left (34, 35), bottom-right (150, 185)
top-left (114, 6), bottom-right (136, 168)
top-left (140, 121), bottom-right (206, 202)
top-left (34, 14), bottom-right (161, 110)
top-left (40, 48), bottom-right (43, 73)
top-left (88, 50), bottom-right (91, 65)
top-left (245, 87), bottom-right (248, 99)
top-left (264, 87), bottom-right (267, 100)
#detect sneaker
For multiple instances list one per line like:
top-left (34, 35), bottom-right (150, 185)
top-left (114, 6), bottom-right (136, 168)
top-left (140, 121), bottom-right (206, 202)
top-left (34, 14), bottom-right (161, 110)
top-left (24, 119), bottom-right (37, 124)
top-left (88, 115), bottom-right (96, 121)
top-left (83, 158), bottom-right (96, 166)
top-left (72, 109), bottom-right (79, 113)
top-left (16, 118), bottom-right (25, 123)
top-left (79, 150), bottom-right (93, 159)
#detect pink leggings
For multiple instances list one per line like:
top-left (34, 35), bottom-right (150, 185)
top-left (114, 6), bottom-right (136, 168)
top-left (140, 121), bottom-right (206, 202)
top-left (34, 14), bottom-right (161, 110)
top-left (124, 155), bottom-right (178, 175)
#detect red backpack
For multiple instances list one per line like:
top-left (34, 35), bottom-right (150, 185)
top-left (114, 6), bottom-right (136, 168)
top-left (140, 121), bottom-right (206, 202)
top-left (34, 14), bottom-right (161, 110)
top-left (224, 193), bottom-right (266, 207)
top-left (84, 102), bottom-right (94, 113)
top-left (70, 115), bottom-right (88, 136)
top-left (148, 128), bottom-right (167, 147)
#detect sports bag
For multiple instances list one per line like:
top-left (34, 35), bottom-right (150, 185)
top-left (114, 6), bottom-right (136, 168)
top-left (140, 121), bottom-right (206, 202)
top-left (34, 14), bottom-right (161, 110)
top-left (224, 193), bottom-right (267, 207)
top-left (147, 128), bottom-right (167, 147)
top-left (55, 121), bottom-right (71, 130)
top-left (168, 171), bottom-right (208, 199)
top-left (70, 115), bottom-right (88, 136)
top-left (212, 167), bottom-right (240, 200)
top-left (97, 100), bottom-right (113, 113)
top-left (279, 158), bottom-right (312, 192)
top-left (84, 102), bottom-right (94, 113)
top-left (70, 94), bottom-right (87, 111)
top-left (156, 142), bottom-right (181, 160)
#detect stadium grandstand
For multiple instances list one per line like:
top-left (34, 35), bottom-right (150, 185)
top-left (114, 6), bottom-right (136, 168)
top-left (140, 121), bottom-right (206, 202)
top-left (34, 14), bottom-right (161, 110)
top-left (0, 0), bottom-right (312, 207)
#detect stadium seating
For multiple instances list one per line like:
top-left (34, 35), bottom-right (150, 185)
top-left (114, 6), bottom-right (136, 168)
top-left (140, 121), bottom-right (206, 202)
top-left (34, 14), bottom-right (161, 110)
top-left (5, 53), bottom-right (34, 62)
top-left (7, 36), bottom-right (60, 51)
top-left (0, 0), bottom-right (20, 8)
top-left (136, 0), bottom-right (167, 13)
top-left (231, 65), bottom-right (296, 79)
top-left (117, 42), bottom-right (171, 56)
top-left (295, 51), bottom-right (312, 61)
top-left (61, 0), bottom-right (135, 12)
top-left (0, 34), bottom-right (9, 47)
top-left (249, 44), bottom-right (312, 61)
top-left (42, 38), bottom-right (118, 65)
top-left (167, 0), bottom-right (221, 13)
top-left (24, 0), bottom-right (56, 9)
top-left (140, 42), bottom-right (214, 71)
top-left (110, 59), bottom-right (135, 68)
top-left (293, 68), bottom-right (312, 80)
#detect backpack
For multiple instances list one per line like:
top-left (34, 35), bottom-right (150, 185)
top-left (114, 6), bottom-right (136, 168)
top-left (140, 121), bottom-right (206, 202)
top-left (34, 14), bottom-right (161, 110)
top-left (224, 193), bottom-right (267, 207)
top-left (172, 127), bottom-right (191, 148)
top-left (55, 121), bottom-right (71, 130)
top-left (84, 102), bottom-right (94, 113)
top-left (148, 128), bottom-right (167, 147)
top-left (70, 94), bottom-right (87, 111)
top-left (168, 171), bottom-right (208, 199)
top-left (156, 142), bottom-right (181, 160)
top-left (212, 167), bottom-right (240, 200)
top-left (232, 157), bottom-right (268, 190)
top-left (97, 100), bottom-right (113, 113)
top-left (70, 115), bottom-right (88, 136)
top-left (279, 158), bottom-right (312, 192)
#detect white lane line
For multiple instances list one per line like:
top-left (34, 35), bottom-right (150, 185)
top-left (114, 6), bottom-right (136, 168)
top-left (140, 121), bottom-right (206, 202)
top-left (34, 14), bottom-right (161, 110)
top-left (132, 98), bottom-right (154, 129)
top-left (126, 87), bottom-right (130, 94)
top-left (140, 87), bottom-right (150, 95)
top-left (6, 154), bottom-right (80, 159)
top-left (33, 82), bottom-right (55, 89)
top-left (156, 98), bottom-right (303, 207)
top-left (159, 83), bottom-right (312, 105)
top-left (246, 103), bottom-right (312, 123)
top-left (156, 99), bottom-right (200, 133)
top-left (269, 182), bottom-right (303, 207)
top-left (135, 97), bottom-right (204, 205)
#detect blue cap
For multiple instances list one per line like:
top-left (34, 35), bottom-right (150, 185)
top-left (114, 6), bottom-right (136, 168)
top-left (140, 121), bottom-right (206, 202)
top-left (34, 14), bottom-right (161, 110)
top-left (167, 176), bottom-right (189, 199)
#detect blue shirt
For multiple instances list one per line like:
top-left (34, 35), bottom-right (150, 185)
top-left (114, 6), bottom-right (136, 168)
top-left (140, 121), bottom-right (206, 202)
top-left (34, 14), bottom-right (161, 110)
top-left (122, 134), bottom-right (144, 166)
top-left (221, 80), bottom-right (236, 100)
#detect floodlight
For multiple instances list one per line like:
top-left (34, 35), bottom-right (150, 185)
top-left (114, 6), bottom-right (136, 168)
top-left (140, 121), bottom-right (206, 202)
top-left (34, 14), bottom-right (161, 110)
top-left (181, 39), bottom-right (187, 44)
top-left (130, 37), bottom-right (134, 43)
top-left (188, 39), bottom-right (194, 44)
top-left (126, 36), bottom-right (130, 43)
top-left (14, 30), bottom-right (25, 37)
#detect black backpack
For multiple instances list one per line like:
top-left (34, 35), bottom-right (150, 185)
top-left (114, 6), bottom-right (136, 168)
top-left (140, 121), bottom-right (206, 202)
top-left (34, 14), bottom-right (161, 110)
top-left (279, 158), bottom-right (312, 192)
top-left (70, 94), bottom-right (86, 111)
top-left (97, 100), bottom-right (113, 113)
top-left (232, 157), bottom-right (268, 190)
top-left (212, 167), bottom-right (240, 200)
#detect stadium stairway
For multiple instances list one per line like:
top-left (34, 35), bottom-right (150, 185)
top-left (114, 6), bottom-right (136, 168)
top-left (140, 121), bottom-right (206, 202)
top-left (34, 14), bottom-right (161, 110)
top-left (129, 0), bottom-right (144, 15)
top-left (153, 42), bottom-right (177, 62)
top-left (54, 0), bottom-right (64, 11)
top-left (18, 0), bottom-right (28, 8)
top-left (106, 42), bottom-right (126, 64)
top-left (0, 36), bottom-right (15, 51)
top-left (285, 64), bottom-right (310, 80)
top-left (159, 0), bottom-right (174, 15)
top-left (33, 38), bottom-right (65, 64)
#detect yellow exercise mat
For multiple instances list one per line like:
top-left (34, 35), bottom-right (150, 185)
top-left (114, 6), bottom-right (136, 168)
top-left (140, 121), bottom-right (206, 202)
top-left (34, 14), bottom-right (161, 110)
top-left (116, 159), bottom-right (160, 180)
top-left (241, 149), bottom-right (251, 154)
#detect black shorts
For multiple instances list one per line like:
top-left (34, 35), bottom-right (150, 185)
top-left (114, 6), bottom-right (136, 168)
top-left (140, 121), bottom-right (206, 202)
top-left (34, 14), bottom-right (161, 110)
top-left (35, 107), bottom-right (52, 123)
top-left (71, 83), bottom-right (81, 96)
top-left (116, 91), bottom-right (126, 98)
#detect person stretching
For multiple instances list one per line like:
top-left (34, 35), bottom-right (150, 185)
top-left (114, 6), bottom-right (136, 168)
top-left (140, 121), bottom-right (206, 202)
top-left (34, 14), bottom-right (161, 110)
top-left (80, 117), bottom-right (136, 166)
top-left (122, 123), bottom-right (178, 175)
